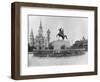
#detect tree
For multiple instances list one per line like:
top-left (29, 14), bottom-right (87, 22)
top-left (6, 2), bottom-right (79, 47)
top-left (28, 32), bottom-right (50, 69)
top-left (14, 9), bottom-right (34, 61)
top-left (28, 43), bottom-right (33, 52)
top-left (49, 44), bottom-right (54, 49)
top-left (28, 29), bottom-right (35, 52)
top-left (29, 29), bottom-right (34, 47)
top-left (61, 45), bottom-right (65, 49)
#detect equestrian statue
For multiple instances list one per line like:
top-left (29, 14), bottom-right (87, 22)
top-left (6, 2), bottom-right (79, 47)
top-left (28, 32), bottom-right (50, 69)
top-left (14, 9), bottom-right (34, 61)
top-left (56, 28), bottom-right (68, 40)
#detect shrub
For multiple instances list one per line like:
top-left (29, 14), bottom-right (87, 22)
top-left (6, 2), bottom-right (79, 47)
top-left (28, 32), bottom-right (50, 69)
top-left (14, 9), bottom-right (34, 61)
top-left (61, 45), bottom-right (65, 49)
top-left (49, 44), bottom-right (54, 49)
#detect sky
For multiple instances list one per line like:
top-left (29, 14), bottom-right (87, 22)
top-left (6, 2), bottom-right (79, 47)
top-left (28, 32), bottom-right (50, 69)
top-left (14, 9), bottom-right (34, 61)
top-left (28, 15), bottom-right (88, 45)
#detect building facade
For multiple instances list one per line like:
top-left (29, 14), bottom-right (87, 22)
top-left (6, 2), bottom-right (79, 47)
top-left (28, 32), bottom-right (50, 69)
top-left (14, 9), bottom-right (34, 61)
top-left (33, 21), bottom-right (51, 50)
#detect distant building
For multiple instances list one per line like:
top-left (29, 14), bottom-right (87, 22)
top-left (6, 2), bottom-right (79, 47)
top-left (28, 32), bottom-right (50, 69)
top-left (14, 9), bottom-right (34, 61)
top-left (46, 29), bottom-right (51, 47)
top-left (71, 37), bottom-right (88, 51)
top-left (82, 37), bottom-right (88, 51)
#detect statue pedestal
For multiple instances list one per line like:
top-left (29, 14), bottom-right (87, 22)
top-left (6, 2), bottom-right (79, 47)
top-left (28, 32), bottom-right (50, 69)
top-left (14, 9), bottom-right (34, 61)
top-left (50, 40), bottom-right (70, 50)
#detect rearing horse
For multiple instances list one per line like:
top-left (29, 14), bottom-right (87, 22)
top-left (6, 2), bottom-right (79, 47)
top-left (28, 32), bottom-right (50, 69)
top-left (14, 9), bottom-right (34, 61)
top-left (56, 28), bottom-right (68, 40)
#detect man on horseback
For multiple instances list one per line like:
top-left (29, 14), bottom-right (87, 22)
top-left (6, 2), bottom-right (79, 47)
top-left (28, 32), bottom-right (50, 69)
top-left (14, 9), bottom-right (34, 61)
top-left (59, 28), bottom-right (64, 35)
top-left (56, 28), bottom-right (68, 40)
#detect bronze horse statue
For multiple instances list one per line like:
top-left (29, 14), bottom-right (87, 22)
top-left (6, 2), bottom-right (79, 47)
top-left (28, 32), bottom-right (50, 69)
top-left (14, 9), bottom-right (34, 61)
top-left (56, 28), bottom-right (68, 40)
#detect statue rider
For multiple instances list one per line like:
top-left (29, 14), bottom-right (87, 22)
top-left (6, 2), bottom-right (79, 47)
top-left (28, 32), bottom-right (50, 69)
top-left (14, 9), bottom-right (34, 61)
top-left (57, 27), bottom-right (68, 40)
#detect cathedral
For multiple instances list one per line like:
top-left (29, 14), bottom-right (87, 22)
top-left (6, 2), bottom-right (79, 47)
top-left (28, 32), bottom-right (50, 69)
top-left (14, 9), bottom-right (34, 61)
top-left (33, 21), bottom-right (51, 50)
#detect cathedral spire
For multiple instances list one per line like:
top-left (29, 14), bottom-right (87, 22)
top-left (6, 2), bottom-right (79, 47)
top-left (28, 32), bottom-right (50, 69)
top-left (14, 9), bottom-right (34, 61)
top-left (39, 20), bottom-right (42, 30)
top-left (38, 20), bottom-right (43, 36)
